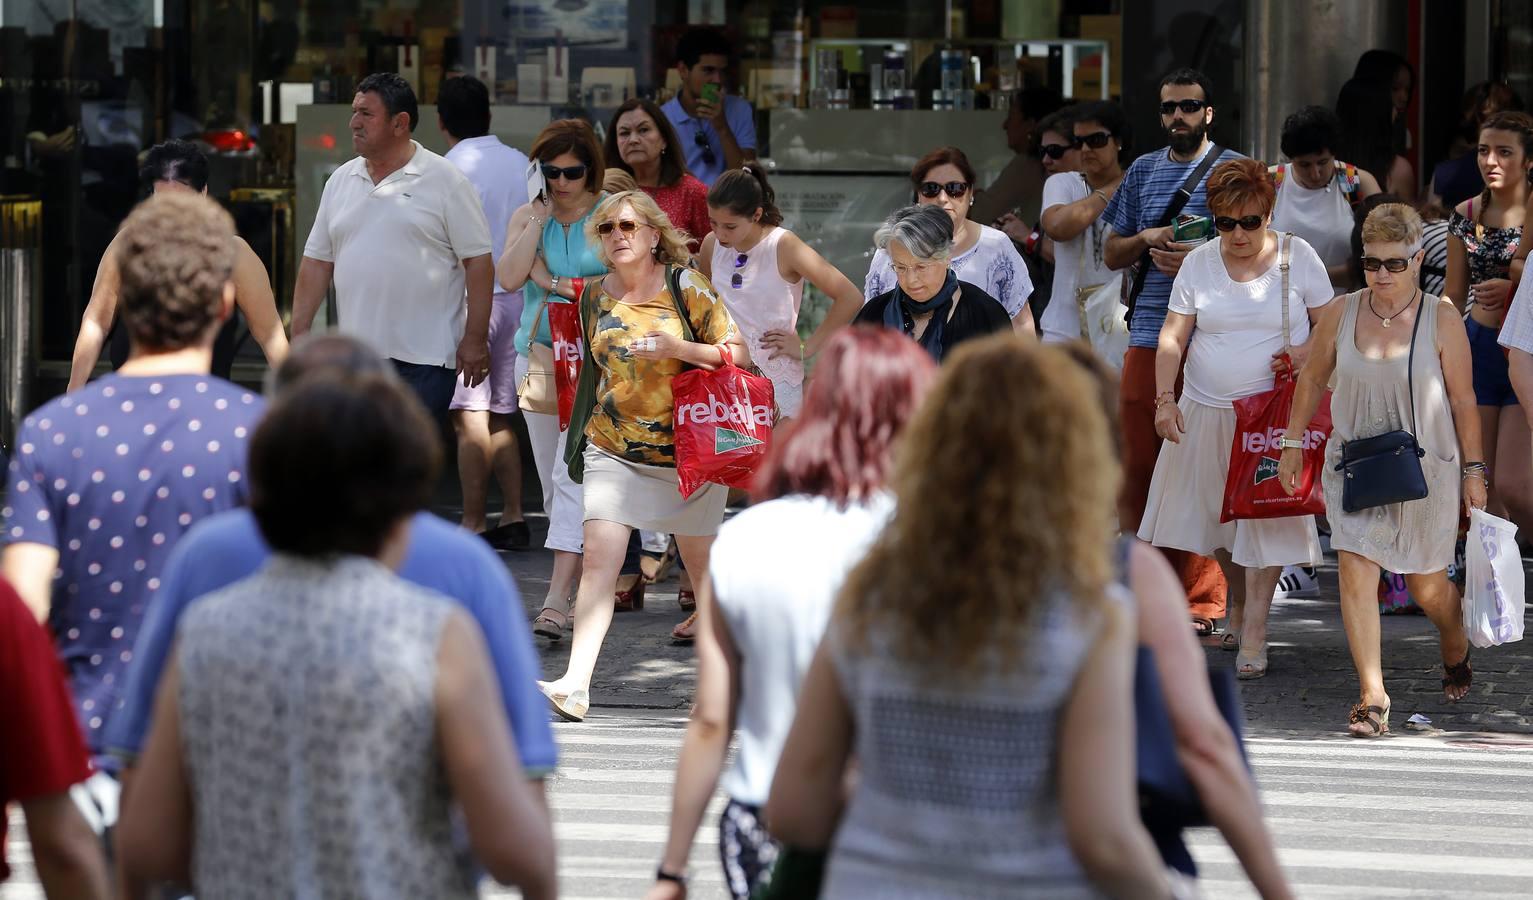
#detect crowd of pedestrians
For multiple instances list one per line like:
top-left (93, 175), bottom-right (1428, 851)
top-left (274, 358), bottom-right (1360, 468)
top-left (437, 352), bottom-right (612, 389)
top-left (3, 26), bottom-right (1529, 899)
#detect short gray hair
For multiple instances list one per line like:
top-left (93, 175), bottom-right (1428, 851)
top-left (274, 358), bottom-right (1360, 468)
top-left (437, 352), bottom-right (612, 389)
top-left (873, 205), bottom-right (954, 262)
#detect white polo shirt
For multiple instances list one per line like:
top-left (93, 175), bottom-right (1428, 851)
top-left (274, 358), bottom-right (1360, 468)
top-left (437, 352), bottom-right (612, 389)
top-left (304, 140), bottom-right (494, 368)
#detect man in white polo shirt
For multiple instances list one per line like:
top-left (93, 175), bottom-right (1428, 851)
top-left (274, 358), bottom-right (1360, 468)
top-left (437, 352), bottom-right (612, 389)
top-left (291, 72), bottom-right (494, 423)
top-left (436, 73), bottom-right (532, 549)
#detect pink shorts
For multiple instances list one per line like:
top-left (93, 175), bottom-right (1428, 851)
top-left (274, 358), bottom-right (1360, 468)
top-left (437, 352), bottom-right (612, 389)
top-left (451, 291), bottom-right (524, 415)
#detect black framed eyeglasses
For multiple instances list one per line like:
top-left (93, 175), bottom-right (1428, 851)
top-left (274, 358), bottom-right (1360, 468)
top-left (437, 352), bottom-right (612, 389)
top-left (596, 219), bottom-right (646, 236)
top-left (1214, 215), bottom-right (1264, 232)
top-left (918, 181), bottom-right (970, 199)
top-left (1361, 256), bottom-right (1412, 273)
top-left (730, 252), bottom-right (748, 288)
top-left (1071, 131), bottom-right (1114, 150)
top-left (540, 163), bottom-right (588, 182)
top-left (1039, 143), bottom-right (1071, 160)
top-left (1159, 99), bottom-right (1208, 116)
top-left (694, 130), bottom-right (717, 167)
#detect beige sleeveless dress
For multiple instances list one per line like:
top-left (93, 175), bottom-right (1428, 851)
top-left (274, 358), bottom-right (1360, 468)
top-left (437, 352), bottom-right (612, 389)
top-left (1323, 291), bottom-right (1462, 573)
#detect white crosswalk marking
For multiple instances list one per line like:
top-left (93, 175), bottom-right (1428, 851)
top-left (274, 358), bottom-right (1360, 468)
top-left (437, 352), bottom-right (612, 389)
top-left (8, 719), bottom-right (1533, 898)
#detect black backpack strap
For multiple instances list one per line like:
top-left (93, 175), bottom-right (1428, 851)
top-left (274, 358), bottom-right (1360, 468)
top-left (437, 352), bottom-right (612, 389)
top-left (1124, 145), bottom-right (1225, 324)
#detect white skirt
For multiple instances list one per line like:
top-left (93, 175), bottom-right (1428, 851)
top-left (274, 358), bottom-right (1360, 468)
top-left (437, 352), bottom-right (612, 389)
top-left (1137, 397), bottom-right (1321, 569)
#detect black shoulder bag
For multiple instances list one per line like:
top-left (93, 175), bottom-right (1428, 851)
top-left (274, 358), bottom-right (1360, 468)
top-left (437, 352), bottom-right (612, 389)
top-left (1122, 145), bottom-right (1224, 324)
top-left (1334, 290), bottom-right (1430, 513)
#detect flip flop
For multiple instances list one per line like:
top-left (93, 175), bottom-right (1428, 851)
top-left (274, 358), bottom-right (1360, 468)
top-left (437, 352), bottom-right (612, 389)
top-left (1221, 631), bottom-right (1241, 652)
top-left (1191, 616), bottom-right (1217, 637)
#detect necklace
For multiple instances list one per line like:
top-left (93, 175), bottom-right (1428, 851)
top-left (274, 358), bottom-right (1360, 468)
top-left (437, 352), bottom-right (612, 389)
top-left (1368, 287), bottom-right (1419, 328)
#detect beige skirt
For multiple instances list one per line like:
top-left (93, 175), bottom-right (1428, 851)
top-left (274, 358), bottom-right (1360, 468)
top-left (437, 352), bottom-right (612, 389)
top-left (582, 444), bottom-right (729, 535)
top-left (1137, 397), bottom-right (1321, 569)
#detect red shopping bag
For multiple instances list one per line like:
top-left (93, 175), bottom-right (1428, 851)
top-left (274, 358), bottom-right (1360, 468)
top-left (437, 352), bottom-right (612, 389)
top-left (1220, 369), bottom-right (1332, 522)
top-left (546, 300), bottom-right (584, 431)
top-left (671, 358), bottom-right (775, 499)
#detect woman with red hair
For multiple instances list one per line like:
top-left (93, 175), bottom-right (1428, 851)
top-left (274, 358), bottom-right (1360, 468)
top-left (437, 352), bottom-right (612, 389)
top-left (643, 326), bottom-right (937, 900)
top-left (1140, 158), bottom-right (1335, 680)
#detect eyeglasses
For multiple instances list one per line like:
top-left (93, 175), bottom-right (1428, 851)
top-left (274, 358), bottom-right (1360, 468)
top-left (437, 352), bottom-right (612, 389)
top-left (918, 181), bottom-right (970, 199)
top-left (540, 164), bottom-right (588, 182)
top-left (1361, 256), bottom-right (1412, 273)
top-left (891, 261), bottom-right (941, 278)
top-left (596, 219), bottom-right (647, 236)
top-left (1039, 143), bottom-right (1071, 160)
top-left (1214, 215), bottom-right (1265, 232)
top-left (1160, 99), bottom-right (1209, 116)
top-left (1071, 131), bottom-right (1114, 150)
top-left (729, 252), bottom-right (748, 289)
top-left (694, 130), bottom-right (717, 167)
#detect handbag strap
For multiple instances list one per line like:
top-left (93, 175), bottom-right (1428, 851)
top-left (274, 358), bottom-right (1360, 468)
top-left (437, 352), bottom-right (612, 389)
top-left (1404, 288), bottom-right (1425, 439)
top-left (1125, 143), bottom-right (1224, 320)
top-left (1279, 232), bottom-right (1292, 354)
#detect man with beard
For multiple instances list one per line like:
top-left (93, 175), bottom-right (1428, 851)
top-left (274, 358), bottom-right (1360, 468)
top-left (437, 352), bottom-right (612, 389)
top-left (1103, 68), bottom-right (1242, 636)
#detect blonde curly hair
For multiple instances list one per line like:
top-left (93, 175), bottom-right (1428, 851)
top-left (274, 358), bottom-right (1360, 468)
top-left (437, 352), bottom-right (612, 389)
top-left (586, 190), bottom-right (693, 268)
top-left (836, 335), bottom-right (1121, 673)
top-left (118, 192), bottom-right (236, 351)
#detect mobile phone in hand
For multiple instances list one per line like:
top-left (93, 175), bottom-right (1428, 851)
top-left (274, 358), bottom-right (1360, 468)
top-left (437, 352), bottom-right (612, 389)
top-left (701, 82), bottom-right (722, 108)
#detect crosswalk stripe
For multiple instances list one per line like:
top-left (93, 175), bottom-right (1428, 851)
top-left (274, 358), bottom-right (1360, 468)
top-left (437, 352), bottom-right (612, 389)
top-left (1191, 843), bottom-right (1533, 878)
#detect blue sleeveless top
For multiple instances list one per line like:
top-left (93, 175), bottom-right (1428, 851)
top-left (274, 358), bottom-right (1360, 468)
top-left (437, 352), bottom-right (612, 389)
top-left (514, 196), bottom-right (608, 354)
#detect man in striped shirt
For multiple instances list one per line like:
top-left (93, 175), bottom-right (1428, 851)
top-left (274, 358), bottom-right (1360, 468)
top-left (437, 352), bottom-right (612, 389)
top-left (1104, 67), bottom-right (1243, 633)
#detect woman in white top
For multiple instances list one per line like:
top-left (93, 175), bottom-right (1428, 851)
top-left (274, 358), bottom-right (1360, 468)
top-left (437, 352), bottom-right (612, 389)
top-left (769, 336), bottom-right (1172, 900)
top-left (865, 146), bottom-right (1036, 335)
top-left (699, 165), bottom-right (865, 419)
top-left (643, 327), bottom-right (937, 900)
top-left (1040, 101), bottom-right (1128, 344)
top-left (1268, 106), bottom-right (1383, 287)
top-left (1143, 159), bottom-right (1334, 681)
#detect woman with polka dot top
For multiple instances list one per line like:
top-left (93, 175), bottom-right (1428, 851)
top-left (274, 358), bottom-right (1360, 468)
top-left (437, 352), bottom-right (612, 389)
top-left (1, 193), bottom-right (265, 781)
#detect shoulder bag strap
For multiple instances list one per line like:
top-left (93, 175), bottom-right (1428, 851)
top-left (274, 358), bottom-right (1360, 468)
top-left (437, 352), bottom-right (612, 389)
top-left (665, 264), bottom-right (698, 344)
top-left (1125, 145), bottom-right (1225, 319)
top-left (1404, 290), bottom-right (1425, 439)
top-left (1279, 233), bottom-right (1292, 354)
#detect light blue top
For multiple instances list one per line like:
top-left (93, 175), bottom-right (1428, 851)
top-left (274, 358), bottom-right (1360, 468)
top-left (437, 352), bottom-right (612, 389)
top-left (105, 509), bottom-right (558, 778)
top-left (514, 198), bottom-right (609, 354)
top-left (662, 94), bottom-right (758, 188)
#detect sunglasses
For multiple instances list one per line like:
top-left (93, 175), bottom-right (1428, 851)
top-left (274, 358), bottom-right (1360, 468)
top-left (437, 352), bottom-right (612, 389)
top-left (1039, 143), bottom-right (1072, 160)
top-left (1361, 256), bottom-right (1412, 273)
top-left (694, 130), bottom-right (717, 167)
top-left (1071, 131), bottom-right (1114, 150)
top-left (1160, 99), bottom-right (1209, 116)
top-left (1214, 215), bottom-right (1265, 232)
top-left (596, 219), bottom-right (646, 236)
top-left (540, 163), bottom-right (588, 182)
top-left (918, 181), bottom-right (971, 199)
top-left (729, 252), bottom-right (748, 289)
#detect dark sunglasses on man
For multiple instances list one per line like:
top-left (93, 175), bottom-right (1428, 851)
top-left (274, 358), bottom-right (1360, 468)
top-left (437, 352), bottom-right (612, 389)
top-left (1159, 99), bottom-right (1209, 116)
top-left (541, 163), bottom-right (588, 182)
top-left (1070, 131), bottom-right (1114, 150)
top-left (1214, 215), bottom-right (1264, 232)
top-left (1039, 143), bottom-right (1072, 160)
top-left (694, 130), bottom-right (717, 167)
top-left (1361, 256), bottom-right (1413, 273)
top-left (919, 181), bottom-right (970, 199)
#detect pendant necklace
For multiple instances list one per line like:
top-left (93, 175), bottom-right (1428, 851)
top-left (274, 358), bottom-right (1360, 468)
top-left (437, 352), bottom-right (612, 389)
top-left (1368, 288), bottom-right (1418, 328)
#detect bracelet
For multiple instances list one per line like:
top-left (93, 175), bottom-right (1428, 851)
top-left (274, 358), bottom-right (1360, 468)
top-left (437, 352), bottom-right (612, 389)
top-left (1093, 188), bottom-right (1110, 204)
top-left (1462, 461), bottom-right (1488, 472)
top-left (1153, 391), bottom-right (1175, 409)
top-left (655, 867), bottom-right (688, 886)
top-left (1464, 471), bottom-right (1488, 482)
top-left (1023, 226), bottom-right (1042, 257)
top-left (550, 273), bottom-right (561, 295)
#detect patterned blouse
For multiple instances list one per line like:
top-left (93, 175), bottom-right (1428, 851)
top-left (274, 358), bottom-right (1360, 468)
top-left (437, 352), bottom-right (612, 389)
top-left (1448, 208), bottom-right (1521, 289)
top-left (585, 267), bottom-right (736, 466)
top-left (176, 555), bottom-right (477, 900)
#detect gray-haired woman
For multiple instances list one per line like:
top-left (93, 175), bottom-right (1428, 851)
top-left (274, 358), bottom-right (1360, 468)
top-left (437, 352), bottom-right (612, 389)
top-left (855, 205), bottom-right (1013, 361)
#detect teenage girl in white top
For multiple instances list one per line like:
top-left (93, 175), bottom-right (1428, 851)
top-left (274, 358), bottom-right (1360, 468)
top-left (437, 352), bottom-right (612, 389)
top-left (699, 165), bottom-right (865, 419)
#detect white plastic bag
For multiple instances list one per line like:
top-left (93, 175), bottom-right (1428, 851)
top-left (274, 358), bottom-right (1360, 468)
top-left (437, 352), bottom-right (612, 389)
top-left (1464, 508), bottom-right (1526, 648)
top-left (1076, 278), bottom-right (1129, 371)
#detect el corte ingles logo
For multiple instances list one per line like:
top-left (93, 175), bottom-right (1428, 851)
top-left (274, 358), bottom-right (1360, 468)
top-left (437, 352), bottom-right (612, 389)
top-left (715, 427), bottom-right (763, 455)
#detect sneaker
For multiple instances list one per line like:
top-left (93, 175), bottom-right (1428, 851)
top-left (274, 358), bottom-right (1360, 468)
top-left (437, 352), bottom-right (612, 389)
top-left (1274, 565), bottom-right (1320, 599)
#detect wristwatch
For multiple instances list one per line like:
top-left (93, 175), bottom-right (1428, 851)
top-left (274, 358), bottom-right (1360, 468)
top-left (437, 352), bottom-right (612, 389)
top-left (1278, 437), bottom-right (1306, 450)
top-left (550, 273), bottom-right (562, 295)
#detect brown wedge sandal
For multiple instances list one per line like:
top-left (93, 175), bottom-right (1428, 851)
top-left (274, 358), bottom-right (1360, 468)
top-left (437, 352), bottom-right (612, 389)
top-left (1348, 700), bottom-right (1391, 738)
